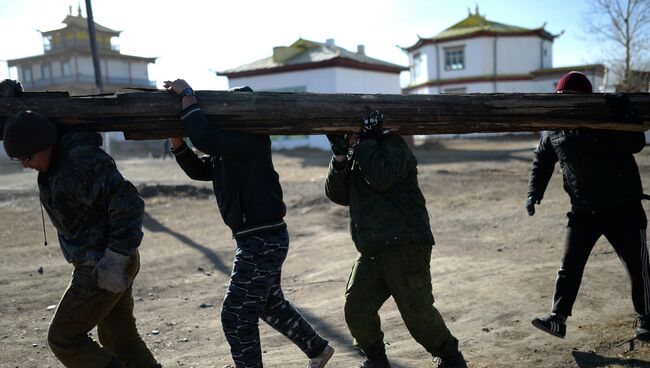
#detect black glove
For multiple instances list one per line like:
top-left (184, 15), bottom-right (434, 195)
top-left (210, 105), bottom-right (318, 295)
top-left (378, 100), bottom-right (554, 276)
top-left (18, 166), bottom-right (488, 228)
top-left (526, 195), bottom-right (541, 216)
top-left (326, 134), bottom-right (349, 156)
top-left (359, 110), bottom-right (384, 140)
top-left (0, 79), bottom-right (23, 97)
top-left (604, 93), bottom-right (642, 125)
top-left (228, 86), bottom-right (253, 92)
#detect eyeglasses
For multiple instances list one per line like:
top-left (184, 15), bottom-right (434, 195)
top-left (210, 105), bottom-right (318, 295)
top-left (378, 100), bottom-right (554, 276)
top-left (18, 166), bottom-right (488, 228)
top-left (10, 155), bottom-right (33, 163)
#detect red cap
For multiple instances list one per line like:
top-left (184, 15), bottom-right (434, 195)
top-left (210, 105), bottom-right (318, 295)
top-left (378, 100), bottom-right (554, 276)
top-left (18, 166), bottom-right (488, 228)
top-left (556, 71), bottom-right (593, 93)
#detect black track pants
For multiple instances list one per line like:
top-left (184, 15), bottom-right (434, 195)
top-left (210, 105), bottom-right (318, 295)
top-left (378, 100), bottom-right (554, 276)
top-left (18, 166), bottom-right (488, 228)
top-left (551, 203), bottom-right (650, 317)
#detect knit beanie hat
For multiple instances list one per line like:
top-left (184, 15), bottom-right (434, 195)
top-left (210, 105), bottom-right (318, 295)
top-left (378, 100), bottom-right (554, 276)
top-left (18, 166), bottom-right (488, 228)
top-left (3, 110), bottom-right (57, 158)
top-left (556, 71), bottom-right (593, 93)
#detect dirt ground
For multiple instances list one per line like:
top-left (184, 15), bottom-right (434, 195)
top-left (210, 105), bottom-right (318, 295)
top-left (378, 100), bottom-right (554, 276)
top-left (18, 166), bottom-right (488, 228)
top-left (1, 136), bottom-right (650, 368)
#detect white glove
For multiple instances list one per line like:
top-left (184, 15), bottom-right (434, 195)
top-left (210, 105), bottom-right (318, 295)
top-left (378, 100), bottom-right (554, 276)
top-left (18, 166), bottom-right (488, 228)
top-left (95, 248), bottom-right (131, 293)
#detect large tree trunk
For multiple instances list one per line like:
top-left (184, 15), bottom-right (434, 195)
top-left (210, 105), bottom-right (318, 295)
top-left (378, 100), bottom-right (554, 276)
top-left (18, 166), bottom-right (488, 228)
top-left (1, 91), bottom-right (648, 140)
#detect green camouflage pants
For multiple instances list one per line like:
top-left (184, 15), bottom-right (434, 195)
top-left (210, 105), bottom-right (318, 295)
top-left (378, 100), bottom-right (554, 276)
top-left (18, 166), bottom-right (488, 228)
top-left (48, 251), bottom-right (158, 368)
top-left (344, 243), bottom-right (458, 358)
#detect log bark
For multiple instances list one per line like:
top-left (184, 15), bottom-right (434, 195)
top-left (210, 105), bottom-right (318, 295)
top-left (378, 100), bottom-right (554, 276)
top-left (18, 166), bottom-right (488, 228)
top-left (0, 91), bottom-right (648, 140)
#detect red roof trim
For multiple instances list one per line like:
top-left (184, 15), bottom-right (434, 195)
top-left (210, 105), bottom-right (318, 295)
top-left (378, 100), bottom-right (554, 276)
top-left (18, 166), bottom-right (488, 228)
top-left (406, 30), bottom-right (556, 52)
top-left (404, 74), bottom-right (533, 91)
top-left (8, 52), bottom-right (156, 65)
top-left (531, 64), bottom-right (606, 77)
top-left (218, 57), bottom-right (406, 78)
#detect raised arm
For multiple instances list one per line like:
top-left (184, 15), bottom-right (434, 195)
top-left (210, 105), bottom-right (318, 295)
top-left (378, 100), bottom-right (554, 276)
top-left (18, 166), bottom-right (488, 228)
top-left (169, 138), bottom-right (213, 181)
top-left (164, 79), bottom-right (266, 159)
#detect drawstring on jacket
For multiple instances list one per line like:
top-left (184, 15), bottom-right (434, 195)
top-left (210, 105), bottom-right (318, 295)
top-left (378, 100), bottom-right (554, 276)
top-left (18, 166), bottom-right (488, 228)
top-left (40, 201), bottom-right (48, 246)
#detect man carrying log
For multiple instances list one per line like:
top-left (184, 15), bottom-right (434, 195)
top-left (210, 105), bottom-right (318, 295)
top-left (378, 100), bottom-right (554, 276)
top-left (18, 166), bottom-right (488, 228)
top-left (163, 79), bottom-right (334, 368)
top-left (0, 80), bottom-right (160, 368)
top-left (527, 71), bottom-right (650, 340)
top-left (324, 112), bottom-right (467, 368)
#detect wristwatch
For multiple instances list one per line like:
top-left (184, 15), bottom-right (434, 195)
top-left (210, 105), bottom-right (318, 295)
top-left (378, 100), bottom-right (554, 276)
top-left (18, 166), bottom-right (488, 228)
top-left (180, 87), bottom-right (195, 98)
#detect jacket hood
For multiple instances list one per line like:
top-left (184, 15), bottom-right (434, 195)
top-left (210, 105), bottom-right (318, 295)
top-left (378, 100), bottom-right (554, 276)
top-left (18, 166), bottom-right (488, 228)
top-left (48, 131), bottom-right (103, 173)
top-left (60, 131), bottom-right (103, 151)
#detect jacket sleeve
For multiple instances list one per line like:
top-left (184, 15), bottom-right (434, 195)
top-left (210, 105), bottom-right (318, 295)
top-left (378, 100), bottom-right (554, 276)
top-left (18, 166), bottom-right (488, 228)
top-left (527, 133), bottom-right (557, 199)
top-left (171, 142), bottom-right (213, 181)
top-left (613, 131), bottom-right (646, 154)
top-left (180, 104), bottom-right (266, 159)
top-left (325, 157), bottom-right (350, 206)
top-left (75, 152), bottom-right (144, 254)
top-left (352, 136), bottom-right (408, 192)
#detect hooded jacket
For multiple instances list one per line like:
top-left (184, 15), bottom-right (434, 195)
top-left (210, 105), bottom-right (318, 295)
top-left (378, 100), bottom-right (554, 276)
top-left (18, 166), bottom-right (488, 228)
top-left (325, 134), bottom-right (435, 254)
top-left (38, 131), bottom-right (144, 263)
top-left (172, 104), bottom-right (286, 238)
top-left (528, 129), bottom-right (645, 211)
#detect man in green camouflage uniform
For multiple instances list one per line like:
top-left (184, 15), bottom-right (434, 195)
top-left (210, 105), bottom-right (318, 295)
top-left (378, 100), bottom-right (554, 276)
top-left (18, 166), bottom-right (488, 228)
top-left (1, 80), bottom-right (159, 368)
top-left (325, 111), bottom-right (466, 368)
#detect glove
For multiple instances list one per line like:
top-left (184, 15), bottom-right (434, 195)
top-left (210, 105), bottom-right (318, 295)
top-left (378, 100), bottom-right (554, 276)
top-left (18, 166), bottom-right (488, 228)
top-left (228, 86), bottom-right (253, 92)
top-left (326, 134), bottom-right (349, 156)
top-left (526, 195), bottom-right (541, 216)
top-left (604, 93), bottom-right (642, 125)
top-left (359, 110), bottom-right (384, 140)
top-left (94, 248), bottom-right (131, 293)
top-left (0, 79), bottom-right (23, 97)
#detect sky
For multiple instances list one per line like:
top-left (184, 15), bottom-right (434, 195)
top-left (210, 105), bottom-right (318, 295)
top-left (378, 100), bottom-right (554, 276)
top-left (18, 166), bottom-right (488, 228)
top-left (0, 0), bottom-right (603, 90)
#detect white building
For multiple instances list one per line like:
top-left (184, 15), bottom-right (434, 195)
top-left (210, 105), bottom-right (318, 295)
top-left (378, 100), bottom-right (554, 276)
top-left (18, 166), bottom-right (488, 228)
top-left (7, 6), bottom-right (156, 95)
top-left (4, 6), bottom-right (160, 159)
top-left (218, 38), bottom-right (406, 149)
top-left (403, 8), bottom-right (605, 95)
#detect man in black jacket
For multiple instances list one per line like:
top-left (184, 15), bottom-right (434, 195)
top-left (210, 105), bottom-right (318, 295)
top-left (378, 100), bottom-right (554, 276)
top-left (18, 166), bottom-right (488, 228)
top-left (164, 79), bottom-right (333, 368)
top-left (527, 71), bottom-right (650, 340)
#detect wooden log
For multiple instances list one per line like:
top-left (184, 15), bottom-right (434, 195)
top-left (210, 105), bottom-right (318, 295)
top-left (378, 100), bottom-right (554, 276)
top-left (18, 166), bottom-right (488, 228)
top-left (0, 91), bottom-right (648, 140)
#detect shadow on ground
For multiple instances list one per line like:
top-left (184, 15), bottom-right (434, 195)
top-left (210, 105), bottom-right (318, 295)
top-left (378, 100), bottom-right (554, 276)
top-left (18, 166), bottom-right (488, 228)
top-left (142, 211), bottom-right (231, 276)
top-left (572, 350), bottom-right (650, 367)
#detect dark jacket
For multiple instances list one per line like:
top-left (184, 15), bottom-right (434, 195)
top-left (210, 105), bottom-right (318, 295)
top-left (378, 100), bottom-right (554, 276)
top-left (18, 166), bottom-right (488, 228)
top-left (172, 104), bottom-right (286, 238)
top-left (325, 134), bottom-right (435, 255)
top-left (38, 131), bottom-right (144, 263)
top-left (528, 129), bottom-right (645, 211)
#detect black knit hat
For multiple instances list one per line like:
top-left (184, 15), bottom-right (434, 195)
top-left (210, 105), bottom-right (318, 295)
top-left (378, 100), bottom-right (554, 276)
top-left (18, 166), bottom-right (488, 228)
top-left (3, 110), bottom-right (57, 158)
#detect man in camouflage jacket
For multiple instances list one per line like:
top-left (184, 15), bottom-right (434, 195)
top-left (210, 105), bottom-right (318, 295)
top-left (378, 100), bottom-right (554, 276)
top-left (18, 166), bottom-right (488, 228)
top-left (325, 111), bottom-right (466, 368)
top-left (2, 80), bottom-right (159, 368)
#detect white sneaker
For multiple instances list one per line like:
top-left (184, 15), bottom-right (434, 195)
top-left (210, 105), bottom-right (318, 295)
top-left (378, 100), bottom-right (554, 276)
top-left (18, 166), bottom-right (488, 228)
top-left (308, 345), bottom-right (334, 368)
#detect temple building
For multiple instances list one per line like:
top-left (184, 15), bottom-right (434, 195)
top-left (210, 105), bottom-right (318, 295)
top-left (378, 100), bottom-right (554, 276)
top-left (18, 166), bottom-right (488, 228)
top-left (402, 7), bottom-right (605, 94)
top-left (7, 6), bottom-right (156, 95)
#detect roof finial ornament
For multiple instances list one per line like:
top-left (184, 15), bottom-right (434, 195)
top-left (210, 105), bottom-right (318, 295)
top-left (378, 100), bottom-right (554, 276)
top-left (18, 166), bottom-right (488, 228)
top-left (475, 4), bottom-right (480, 16)
top-left (467, 7), bottom-right (472, 16)
top-left (77, 2), bottom-right (82, 17)
top-left (68, 5), bottom-right (72, 15)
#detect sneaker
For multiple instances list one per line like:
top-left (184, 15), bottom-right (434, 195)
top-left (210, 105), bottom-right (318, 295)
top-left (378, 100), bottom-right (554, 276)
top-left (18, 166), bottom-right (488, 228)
top-left (636, 315), bottom-right (650, 341)
top-left (308, 345), bottom-right (334, 368)
top-left (531, 313), bottom-right (566, 338)
top-left (434, 351), bottom-right (467, 368)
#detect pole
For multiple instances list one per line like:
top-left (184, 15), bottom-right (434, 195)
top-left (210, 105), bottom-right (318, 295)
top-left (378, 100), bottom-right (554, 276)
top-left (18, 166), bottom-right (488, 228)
top-left (84, 0), bottom-right (110, 153)
top-left (84, 0), bottom-right (103, 94)
top-left (0, 91), bottom-right (648, 140)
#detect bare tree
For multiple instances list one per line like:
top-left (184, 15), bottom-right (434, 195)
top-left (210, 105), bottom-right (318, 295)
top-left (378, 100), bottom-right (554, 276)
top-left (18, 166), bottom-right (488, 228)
top-left (584, 0), bottom-right (650, 91)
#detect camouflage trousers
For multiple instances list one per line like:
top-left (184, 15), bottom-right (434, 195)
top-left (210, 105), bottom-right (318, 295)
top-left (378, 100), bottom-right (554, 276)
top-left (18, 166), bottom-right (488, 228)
top-left (345, 243), bottom-right (459, 359)
top-left (221, 228), bottom-right (329, 368)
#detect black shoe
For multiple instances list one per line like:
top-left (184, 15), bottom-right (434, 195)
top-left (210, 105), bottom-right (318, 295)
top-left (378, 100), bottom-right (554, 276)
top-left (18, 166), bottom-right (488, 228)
top-left (359, 356), bottom-right (391, 368)
top-left (434, 351), bottom-right (467, 368)
top-left (636, 315), bottom-right (650, 341)
top-left (532, 313), bottom-right (566, 338)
